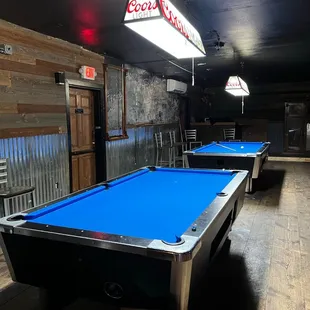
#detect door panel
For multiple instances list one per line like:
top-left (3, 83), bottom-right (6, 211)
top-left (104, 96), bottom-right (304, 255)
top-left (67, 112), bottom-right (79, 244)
top-left (69, 88), bottom-right (96, 192)
top-left (71, 156), bottom-right (80, 193)
top-left (71, 153), bottom-right (96, 192)
top-left (80, 96), bottom-right (94, 151)
top-left (70, 94), bottom-right (78, 152)
top-left (70, 89), bottom-right (95, 153)
top-left (79, 153), bottom-right (96, 189)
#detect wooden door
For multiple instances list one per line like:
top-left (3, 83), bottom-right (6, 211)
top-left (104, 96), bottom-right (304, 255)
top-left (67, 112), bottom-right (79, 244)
top-left (69, 88), bottom-right (96, 192)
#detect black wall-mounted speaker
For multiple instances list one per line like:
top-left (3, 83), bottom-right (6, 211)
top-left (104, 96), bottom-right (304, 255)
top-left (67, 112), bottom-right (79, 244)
top-left (55, 72), bottom-right (65, 85)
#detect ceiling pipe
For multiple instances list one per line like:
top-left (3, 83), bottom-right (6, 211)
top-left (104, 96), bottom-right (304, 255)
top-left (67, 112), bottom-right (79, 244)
top-left (157, 52), bottom-right (194, 74)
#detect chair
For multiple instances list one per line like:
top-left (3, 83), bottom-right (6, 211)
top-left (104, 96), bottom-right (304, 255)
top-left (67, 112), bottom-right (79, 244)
top-left (168, 131), bottom-right (188, 167)
top-left (184, 129), bottom-right (202, 150)
top-left (154, 133), bottom-right (172, 167)
top-left (0, 159), bottom-right (35, 217)
top-left (223, 128), bottom-right (236, 141)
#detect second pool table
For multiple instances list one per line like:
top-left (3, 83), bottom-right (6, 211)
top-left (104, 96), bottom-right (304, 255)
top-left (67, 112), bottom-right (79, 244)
top-left (0, 167), bottom-right (248, 310)
top-left (184, 141), bottom-right (270, 192)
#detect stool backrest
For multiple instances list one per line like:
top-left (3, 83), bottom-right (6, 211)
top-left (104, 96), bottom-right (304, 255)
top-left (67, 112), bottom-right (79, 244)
top-left (168, 131), bottom-right (176, 146)
top-left (223, 128), bottom-right (236, 140)
top-left (0, 159), bottom-right (8, 186)
top-left (154, 132), bottom-right (164, 148)
top-left (185, 130), bottom-right (197, 142)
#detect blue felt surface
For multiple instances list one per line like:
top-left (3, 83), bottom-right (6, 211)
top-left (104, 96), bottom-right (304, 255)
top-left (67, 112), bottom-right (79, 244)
top-left (194, 141), bottom-right (265, 154)
top-left (26, 168), bottom-right (236, 243)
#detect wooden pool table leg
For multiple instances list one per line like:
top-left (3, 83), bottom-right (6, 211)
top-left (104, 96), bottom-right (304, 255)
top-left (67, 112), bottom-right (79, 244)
top-left (170, 260), bottom-right (193, 310)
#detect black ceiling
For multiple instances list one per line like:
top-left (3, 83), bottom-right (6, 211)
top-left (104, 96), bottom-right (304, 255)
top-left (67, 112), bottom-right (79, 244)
top-left (1, 0), bottom-right (310, 87)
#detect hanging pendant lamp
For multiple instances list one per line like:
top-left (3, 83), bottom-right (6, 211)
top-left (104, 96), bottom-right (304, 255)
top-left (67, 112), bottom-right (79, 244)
top-left (225, 76), bottom-right (250, 97)
top-left (123, 0), bottom-right (206, 59)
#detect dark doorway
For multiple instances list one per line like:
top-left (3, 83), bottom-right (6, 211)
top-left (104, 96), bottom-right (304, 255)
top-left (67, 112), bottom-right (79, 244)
top-left (284, 103), bottom-right (307, 154)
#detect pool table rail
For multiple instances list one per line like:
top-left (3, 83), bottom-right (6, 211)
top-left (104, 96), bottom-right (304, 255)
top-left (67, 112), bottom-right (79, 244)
top-left (185, 141), bottom-right (271, 157)
top-left (0, 168), bottom-right (248, 264)
top-left (184, 142), bottom-right (270, 192)
top-left (0, 167), bottom-right (248, 310)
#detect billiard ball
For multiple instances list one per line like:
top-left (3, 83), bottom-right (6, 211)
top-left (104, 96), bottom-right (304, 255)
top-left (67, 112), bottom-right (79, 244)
top-left (241, 146), bottom-right (244, 149)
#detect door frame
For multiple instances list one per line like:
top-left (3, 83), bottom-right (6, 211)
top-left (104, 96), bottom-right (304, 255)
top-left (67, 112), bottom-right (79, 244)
top-left (65, 79), bottom-right (107, 192)
top-left (284, 102), bottom-right (307, 154)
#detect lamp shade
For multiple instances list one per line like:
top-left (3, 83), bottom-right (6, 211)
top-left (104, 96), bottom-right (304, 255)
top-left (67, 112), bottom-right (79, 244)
top-left (123, 0), bottom-right (206, 59)
top-left (225, 76), bottom-right (250, 96)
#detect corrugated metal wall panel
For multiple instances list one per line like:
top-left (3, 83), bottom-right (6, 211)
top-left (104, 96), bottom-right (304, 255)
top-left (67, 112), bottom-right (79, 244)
top-left (0, 134), bottom-right (70, 215)
top-left (0, 124), bottom-right (178, 216)
top-left (106, 124), bottom-right (178, 179)
top-left (106, 128), bottom-right (136, 178)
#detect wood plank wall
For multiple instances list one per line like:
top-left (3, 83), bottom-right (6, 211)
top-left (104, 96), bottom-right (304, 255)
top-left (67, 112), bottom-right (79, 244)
top-left (0, 19), bottom-right (104, 138)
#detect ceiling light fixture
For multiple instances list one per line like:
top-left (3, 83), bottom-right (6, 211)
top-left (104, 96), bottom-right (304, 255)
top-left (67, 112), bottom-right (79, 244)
top-left (225, 61), bottom-right (250, 114)
top-left (123, 0), bottom-right (206, 59)
top-left (225, 75), bottom-right (249, 114)
top-left (225, 76), bottom-right (250, 97)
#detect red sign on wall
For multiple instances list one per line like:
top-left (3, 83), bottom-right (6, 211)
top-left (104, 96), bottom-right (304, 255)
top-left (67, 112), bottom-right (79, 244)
top-left (79, 66), bottom-right (97, 80)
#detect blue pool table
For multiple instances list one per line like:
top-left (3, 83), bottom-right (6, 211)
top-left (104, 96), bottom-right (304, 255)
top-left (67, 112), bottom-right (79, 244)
top-left (184, 141), bottom-right (270, 192)
top-left (0, 167), bottom-right (248, 310)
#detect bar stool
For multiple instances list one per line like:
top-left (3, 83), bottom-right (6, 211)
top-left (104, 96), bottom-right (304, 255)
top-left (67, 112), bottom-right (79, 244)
top-left (168, 131), bottom-right (188, 167)
top-left (223, 128), bottom-right (236, 141)
top-left (184, 129), bottom-right (202, 150)
top-left (154, 133), bottom-right (172, 167)
top-left (0, 158), bottom-right (36, 217)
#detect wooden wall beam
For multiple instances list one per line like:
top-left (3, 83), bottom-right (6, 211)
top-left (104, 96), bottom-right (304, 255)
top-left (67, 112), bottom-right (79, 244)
top-left (0, 58), bottom-right (49, 77)
top-left (0, 49), bottom-right (36, 65)
top-left (0, 70), bottom-right (11, 87)
top-left (0, 104), bottom-right (66, 114)
top-left (36, 59), bottom-right (77, 75)
top-left (0, 103), bottom-right (18, 114)
top-left (0, 59), bottom-right (104, 80)
top-left (36, 60), bottom-right (104, 80)
top-left (17, 104), bottom-right (66, 114)
top-left (0, 126), bottom-right (67, 139)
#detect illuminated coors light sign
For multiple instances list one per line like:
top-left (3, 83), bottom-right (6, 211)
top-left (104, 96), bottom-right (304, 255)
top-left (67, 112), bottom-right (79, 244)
top-left (124, 0), bottom-right (206, 59)
top-left (225, 76), bottom-right (250, 97)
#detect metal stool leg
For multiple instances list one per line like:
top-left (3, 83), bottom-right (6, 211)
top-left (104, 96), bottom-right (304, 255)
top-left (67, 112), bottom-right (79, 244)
top-left (168, 147), bottom-right (173, 167)
top-left (3, 198), bottom-right (10, 217)
top-left (159, 148), bottom-right (163, 166)
top-left (168, 147), bottom-right (172, 167)
top-left (156, 148), bottom-right (159, 166)
top-left (182, 146), bottom-right (186, 168)
top-left (0, 198), bottom-right (4, 218)
top-left (30, 191), bottom-right (36, 208)
top-left (30, 191), bottom-right (35, 208)
top-left (172, 147), bottom-right (176, 167)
